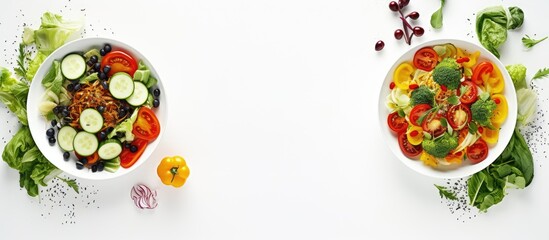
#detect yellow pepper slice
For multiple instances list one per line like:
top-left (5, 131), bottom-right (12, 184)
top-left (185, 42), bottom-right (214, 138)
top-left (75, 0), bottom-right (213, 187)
top-left (462, 51), bottom-right (480, 69)
top-left (490, 94), bottom-right (508, 124)
top-left (393, 62), bottom-right (415, 91)
top-left (481, 123), bottom-right (500, 145)
top-left (445, 150), bottom-right (464, 165)
top-left (157, 156), bottom-right (190, 188)
top-left (406, 125), bottom-right (423, 146)
top-left (420, 151), bottom-right (437, 167)
top-left (485, 65), bottom-right (504, 94)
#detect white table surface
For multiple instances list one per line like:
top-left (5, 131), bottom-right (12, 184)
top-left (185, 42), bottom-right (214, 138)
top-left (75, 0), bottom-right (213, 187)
top-left (2, 0), bottom-right (549, 239)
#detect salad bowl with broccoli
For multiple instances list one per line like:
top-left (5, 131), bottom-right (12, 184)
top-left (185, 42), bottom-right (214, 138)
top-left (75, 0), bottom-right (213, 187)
top-left (378, 39), bottom-right (517, 179)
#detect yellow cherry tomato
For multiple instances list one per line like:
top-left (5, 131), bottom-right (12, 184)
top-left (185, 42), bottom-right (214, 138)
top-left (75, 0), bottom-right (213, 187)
top-left (485, 65), bottom-right (504, 94)
top-left (406, 125), bottom-right (423, 146)
top-left (420, 151), bottom-right (437, 167)
top-left (393, 62), bottom-right (415, 91)
top-left (157, 156), bottom-right (190, 188)
top-left (490, 94), bottom-right (508, 124)
top-left (481, 123), bottom-right (500, 145)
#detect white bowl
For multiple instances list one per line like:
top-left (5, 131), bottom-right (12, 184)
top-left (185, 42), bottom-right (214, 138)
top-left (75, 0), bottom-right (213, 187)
top-left (377, 39), bottom-right (517, 179)
top-left (27, 37), bottom-right (167, 180)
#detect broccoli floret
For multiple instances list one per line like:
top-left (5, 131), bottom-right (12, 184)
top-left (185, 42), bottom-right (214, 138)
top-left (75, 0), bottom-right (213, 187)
top-left (471, 97), bottom-right (497, 126)
top-left (410, 86), bottom-right (435, 106)
top-left (422, 133), bottom-right (458, 158)
top-left (432, 58), bottom-right (462, 90)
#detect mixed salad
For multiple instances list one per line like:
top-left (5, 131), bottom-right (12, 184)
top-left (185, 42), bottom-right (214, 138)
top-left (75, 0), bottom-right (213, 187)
top-left (39, 43), bottom-right (161, 173)
top-left (386, 43), bottom-right (508, 167)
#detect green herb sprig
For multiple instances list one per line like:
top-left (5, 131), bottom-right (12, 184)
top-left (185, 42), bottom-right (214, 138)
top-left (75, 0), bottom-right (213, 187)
top-left (532, 68), bottom-right (549, 80)
top-left (522, 35), bottom-right (548, 49)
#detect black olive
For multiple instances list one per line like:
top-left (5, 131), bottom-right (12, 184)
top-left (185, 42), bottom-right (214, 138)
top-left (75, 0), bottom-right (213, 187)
top-left (100, 48), bottom-right (106, 56)
top-left (46, 128), bottom-right (55, 137)
top-left (74, 83), bottom-right (81, 91)
top-left (124, 142), bottom-right (131, 148)
top-left (98, 131), bottom-right (107, 141)
top-left (91, 164), bottom-right (98, 172)
top-left (118, 108), bottom-right (127, 118)
top-left (86, 60), bottom-right (94, 67)
top-left (51, 119), bottom-right (57, 127)
top-left (101, 80), bottom-right (109, 90)
top-left (62, 108), bottom-right (70, 117)
top-left (63, 151), bottom-right (70, 160)
top-left (97, 162), bottom-right (105, 172)
top-left (90, 55), bottom-right (98, 64)
top-left (79, 158), bottom-right (88, 165)
top-left (103, 44), bottom-right (112, 53)
top-left (48, 137), bottom-right (56, 145)
top-left (103, 65), bottom-right (111, 74)
top-left (153, 88), bottom-right (161, 97)
top-left (116, 131), bottom-right (125, 138)
top-left (76, 161), bottom-right (84, 170)
top-left (67, 83), bottom-right (75, 92)
top-left (98, 72), bottom-right (107, 80)
top-left (153, 99), bottom-right (160, 108)
top-left (93, 62), bottom-right (101, 71)
top-left (130, 145), bottom-right (138, 153)
top-left (97, 105), bottom-right (105, 113)
top-left (106, 127), bottom-right (114, 134)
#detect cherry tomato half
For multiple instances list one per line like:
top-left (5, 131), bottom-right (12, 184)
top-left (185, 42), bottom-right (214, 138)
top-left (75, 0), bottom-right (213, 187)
top-left (101, 50), bottom-right (138, 77)
top-left (471, 62), bottom-right (493, 86)
top-left (447, 104), bottom-right (471, 130)
top-left (120, 138), bottom-right (148, 168)
top-left (398, 132), bottom-right (423, 158)
top-left (409, 104), bottom-right (432, 126)
top-left (456, 80), bottom-right (478, 105)
top-left (422, 113), bottom-right (446, 138)
top-left (413, 47), bottom-right (439, 71)
top-left (132, 107), bottom-right (161, 141)
top-left (467, 139), bottom-right (488, 164)
top-left (387, 111), bottom-right (408, 133)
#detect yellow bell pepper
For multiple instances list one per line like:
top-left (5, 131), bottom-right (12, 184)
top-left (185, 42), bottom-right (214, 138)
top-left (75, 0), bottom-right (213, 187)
top-left (393, 62), bottom-right (415, 91)
top-left (490, 94), bottom-right (508, 124)
top-left (157, 156), bottom-right (190, 188)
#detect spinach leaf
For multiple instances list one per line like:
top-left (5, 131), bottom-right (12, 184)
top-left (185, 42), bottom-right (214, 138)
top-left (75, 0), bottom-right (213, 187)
top-left (507, 7), bottom-right (524, 30)
top-left (476, 6), bottom-right (508, 58)
top-left (430, 0), bottom-right (445, 29)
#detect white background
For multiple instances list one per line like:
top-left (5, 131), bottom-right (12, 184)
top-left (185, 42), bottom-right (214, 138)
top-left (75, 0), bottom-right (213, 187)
top-left (1, 0), bottom-right (549, 239)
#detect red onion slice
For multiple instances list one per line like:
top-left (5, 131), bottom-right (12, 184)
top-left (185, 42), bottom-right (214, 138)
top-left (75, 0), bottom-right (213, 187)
top-left (130, 184), bottom-right (158, 209)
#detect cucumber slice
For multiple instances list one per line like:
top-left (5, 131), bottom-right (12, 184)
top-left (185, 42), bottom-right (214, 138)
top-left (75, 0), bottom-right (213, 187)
top-left (79, 108), bottom-right (104, 133)
top-left (97, 139), bottom-right (123, 160)
top-left (73, 131), bottom-right (99, 157)
top-left (109, 72), bottom-right (135, 99)
top-left (61, 53), bottom-right (86, 80)
top-left (126, 81), bottom-right (149, 106)
top-left (57, 126), bottom-right (77, 151)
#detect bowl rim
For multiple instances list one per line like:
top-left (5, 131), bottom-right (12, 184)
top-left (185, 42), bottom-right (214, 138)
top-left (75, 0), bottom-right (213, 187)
top-left (377, 38), bottom-right (517, 179)
top-left (26, 36), bottom-right (167, 180)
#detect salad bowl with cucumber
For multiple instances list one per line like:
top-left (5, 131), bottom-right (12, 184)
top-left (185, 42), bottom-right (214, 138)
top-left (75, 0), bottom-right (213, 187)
top-left (27, 37), bottom-right (167, 180)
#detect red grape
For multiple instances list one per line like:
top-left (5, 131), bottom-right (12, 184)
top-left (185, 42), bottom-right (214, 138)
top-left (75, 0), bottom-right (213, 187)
top-left (413, 26), bottom-right (424, 36)
top-left (398, 0), bottom-right (410, 8)
top-left (394, 29), bottom-right (404, 40)
top-left (408, 11), bottom-right (419, 20)
top-left (375, 40), bottom-right (385, 51)
top-left (389, 1), bottom-right (399, 11)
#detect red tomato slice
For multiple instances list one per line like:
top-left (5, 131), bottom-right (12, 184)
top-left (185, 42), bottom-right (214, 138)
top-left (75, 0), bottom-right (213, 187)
top-left (101, 50), bottom-right (138, 77)
top-left (467, 139), bottom-right (488, 164)
top-left (387, 112), bottom-right (408, 133)
top-left (409, 104), bottom-right (432, 126)
top-left (132, 107), bottom-right (161, 141)
top-left (421, 113), bottom-right (446, 137)
top-left (413, 47), bottom-right (439, 71)
top-left (447, 104), bottom-right (471, 130)
top-left (120, 138), bottom-right (148, 168)
top-left (398, 132), bottom-right (422, 158)
top-left (456, 80), bottom-right (478, 104)
top-left (471, 62), bottom-right (493, 86)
